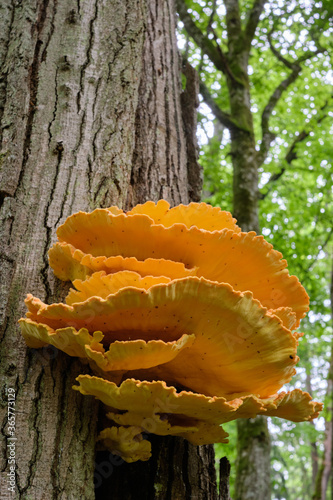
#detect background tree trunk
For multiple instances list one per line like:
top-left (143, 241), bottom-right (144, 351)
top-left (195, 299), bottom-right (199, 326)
top-left (222, 4), bottom-right (271, 498)
top-left (235, 417), bottom-right (271, 500)
top-left (0, 0), bottom-right (217, 498)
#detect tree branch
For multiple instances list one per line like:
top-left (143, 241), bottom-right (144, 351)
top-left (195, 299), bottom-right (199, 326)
top-left (206, 0), bottom-right (217, 35)
top-left (267, 29), bottom-right (326, 69)
top-left (223, 0), bottom-right (242, 42)
top-left (304, 228), bottom-right (333, 275)
top-left (244, 0), bottom-right (267, 50)
top-left (176, 0), bottom-right (230, 76)
top-left (199, 80), bottom-right (245, 132)
top-left (259, 97), bottom-right (332, 199)
top-left (259, 131), bottom-right (314, 200)
top-left (257, 30), bottom-right (327, 167)
top-left (258, 67), bottom-right (300, 166)
top-left (267, 29), bottom-right (296, 69)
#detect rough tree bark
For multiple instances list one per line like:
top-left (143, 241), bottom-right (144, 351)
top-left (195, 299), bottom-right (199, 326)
top-left (0, 0), bottom-right (219, 499)
top-left (234, 417), bottom-right (270, 500)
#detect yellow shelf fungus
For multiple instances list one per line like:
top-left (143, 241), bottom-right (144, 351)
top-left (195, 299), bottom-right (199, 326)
top-left (23, 275), bottom-right (299, 398)
top-left (111, 199), bottom-right (240, 232)
top-left (19, 201), bottom-right (322, 463)
top-left (49, 241), bottom-right (198, 282)
top-left (49, 207), bottom-right (309, 323)
top-left (97, 426), bottom-right (152, 463)
top-left (19, 318), bottom-right (195, 372)
top-left (75, 375), bottom-right (322, 461)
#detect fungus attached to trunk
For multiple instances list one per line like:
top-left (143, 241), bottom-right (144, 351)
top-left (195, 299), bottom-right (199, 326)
top-left (74, 375), bottom-right (321, 460)
top-left (19, 201), bottom-right (322, 463)
top-left (49, 201), bottom-right (309, 322)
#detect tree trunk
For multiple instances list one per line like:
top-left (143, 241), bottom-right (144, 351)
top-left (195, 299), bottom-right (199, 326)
top-left (228, 67), bottom-right (271, 500)
top-left (230, 128), bottom-right (259, 235)
top-left (0, 0), bottom-right (216, 498)
top-left (234, 417), bottom-right (271, 500)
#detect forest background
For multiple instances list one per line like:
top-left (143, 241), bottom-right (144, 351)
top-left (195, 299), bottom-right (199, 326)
top-left (176, 1), bottom-right (333, 499)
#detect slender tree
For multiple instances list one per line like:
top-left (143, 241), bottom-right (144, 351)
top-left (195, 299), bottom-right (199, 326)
top-left (0, 0), bottom-right (219, 498)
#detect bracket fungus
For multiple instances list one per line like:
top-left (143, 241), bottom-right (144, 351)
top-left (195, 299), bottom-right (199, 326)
top-left (19, 200), bottom-right (322, 463)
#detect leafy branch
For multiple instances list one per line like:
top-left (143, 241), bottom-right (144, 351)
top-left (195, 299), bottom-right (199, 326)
top-left (259, 97), bottom-right (332, 200)
top-left (206, 0), bottom-right (217, 35)
top-left (176, 0), bottom-right (242, 84)
top-left (303, 227), bottom-right (333, 276)
top-left (257, 29), bottom-right (327, 166)
top-left (198, 80), bottom-right (245, 132)
top-left (244, 0), bottom-right (267, 50)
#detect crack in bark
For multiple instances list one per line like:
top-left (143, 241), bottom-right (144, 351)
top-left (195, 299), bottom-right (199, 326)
top-left (92, 117), bottom-right (102, 162)
top-left (0, 190), bottom-right (12, 210)
top-left (50, 361), bottom-right (68, 499)
top-left (48, 66), bottom-right (60, 146)
top-left (55, 164), bottom-right (72, 226)
top-left (87, 156), bottom-right (93, 194)
top-left (0, 252), bottom-right (14, 265)
top-left (77, 0), bottom-right (98, 113)
top-left (17, 369), bottom-right (44, 495)
top-left (41, 0), bottom-right (58, 63)
top-left (93, 176), bottom-right (109, 203)
top-left (113, 177), bottom-right (122, 197)
top-left (7, 217), bottom-right (14, 246)
top-left (40, 144), bottom-right (63, 303)
top-left (13, 0), bottom-right (50, 198)
top-left (0, 1), bottom-right (16, 146)
top-left (73, 110), bottom-right (86, 155)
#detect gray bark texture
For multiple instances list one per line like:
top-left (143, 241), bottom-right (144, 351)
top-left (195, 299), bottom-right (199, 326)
top-left (0, 0), bottom-right (214, 499)
top-left (235, 417), bottom-right (271, 500)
